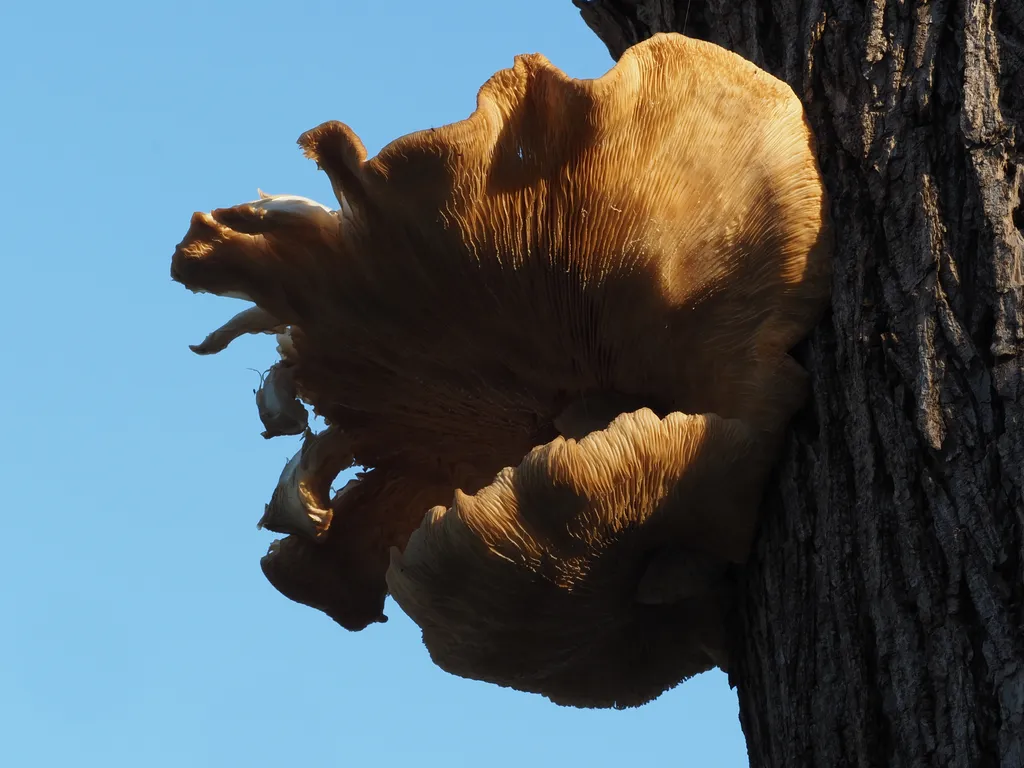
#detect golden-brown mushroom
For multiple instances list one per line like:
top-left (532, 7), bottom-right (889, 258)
top-left (261, 464), bottom-right (487, 630)
top-left (388, 409), bottom-right (771, 708)
top-left (170, 33), bottom-right (830, 702)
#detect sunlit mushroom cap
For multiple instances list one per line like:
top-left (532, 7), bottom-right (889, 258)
top-left (387, 409), bottom-right (768, 708)
top-left (170, 34), bottom-right (830, 643)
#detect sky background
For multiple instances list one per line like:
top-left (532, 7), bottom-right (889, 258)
top-left (1, 2), bottom-right (747, 765)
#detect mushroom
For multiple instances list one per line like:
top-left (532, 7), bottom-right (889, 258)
top-left (261, 465), bottom-right (487, 630)
top-left (254, 361), bottom-right (309, 439)
top-left (257, 426), bottom-right (354, 539)
top-left (170, 33), bottom-right (830, 703)
top-left (188, 305), bottom-right (287, 356)
top-left (387, 408), bottom-right (771, 708)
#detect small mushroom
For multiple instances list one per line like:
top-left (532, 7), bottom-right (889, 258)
top-left (170, 33), bottom-right (831, 705)
top-left (189, 306), bottom-right (287, 356)
top-left (257, 427), bottom-right (354, 539)
top-left (255, 361), bottom-right (309, 439)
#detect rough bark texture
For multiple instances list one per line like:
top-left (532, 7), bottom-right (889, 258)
top-left (574, 0), bottom-right (1023, 765)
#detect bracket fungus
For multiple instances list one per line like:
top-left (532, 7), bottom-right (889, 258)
top-left (171, 33), bottom-right (830, 707)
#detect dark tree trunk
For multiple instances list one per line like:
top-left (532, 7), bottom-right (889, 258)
top-left (573, 0), bottom-right (1024, 765)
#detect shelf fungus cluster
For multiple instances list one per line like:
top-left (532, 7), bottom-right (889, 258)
top-left (171, 34), bottom-right (830, 708)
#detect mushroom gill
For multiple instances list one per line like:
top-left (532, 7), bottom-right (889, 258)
top-left (170, 33), bottom-right (831, 702)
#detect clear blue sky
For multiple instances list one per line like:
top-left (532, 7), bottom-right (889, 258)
top-left (1, 2), bottom-right (748, 765)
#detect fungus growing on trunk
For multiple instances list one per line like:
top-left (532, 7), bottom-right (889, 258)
top-left (170, 33), bottom-right (830, 705)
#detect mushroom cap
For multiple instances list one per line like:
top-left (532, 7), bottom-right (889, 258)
top-left (254, 361), bottom-right (309, 439)
top-left (256, 426), bottom-right (353, 539)
top-left (387, 408), bottom-right (770, 708)
top-left (261, 464), bottom-right (487, 630)
top-left (170, 33), bottom-right (830, 633)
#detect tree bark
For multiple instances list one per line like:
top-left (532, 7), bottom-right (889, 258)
top-left (573, 0), bottom-right (1024, 765)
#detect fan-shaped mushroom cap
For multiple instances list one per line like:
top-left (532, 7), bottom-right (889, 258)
top-left (170, 33), bottom-right (830, 650)
top-left (387, 409), bottom-right (768, 708)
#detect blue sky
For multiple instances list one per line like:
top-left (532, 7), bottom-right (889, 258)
top-left (1, 2), bottom-right (747, 765)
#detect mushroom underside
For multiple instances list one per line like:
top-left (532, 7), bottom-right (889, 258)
top-left (387, 408), bottom-right (772, 708)
top-left (170, 32), bottom-right (831, 707)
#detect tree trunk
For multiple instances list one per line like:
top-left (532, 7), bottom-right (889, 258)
top-left (573, 0), bottom-right (1024, 765)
